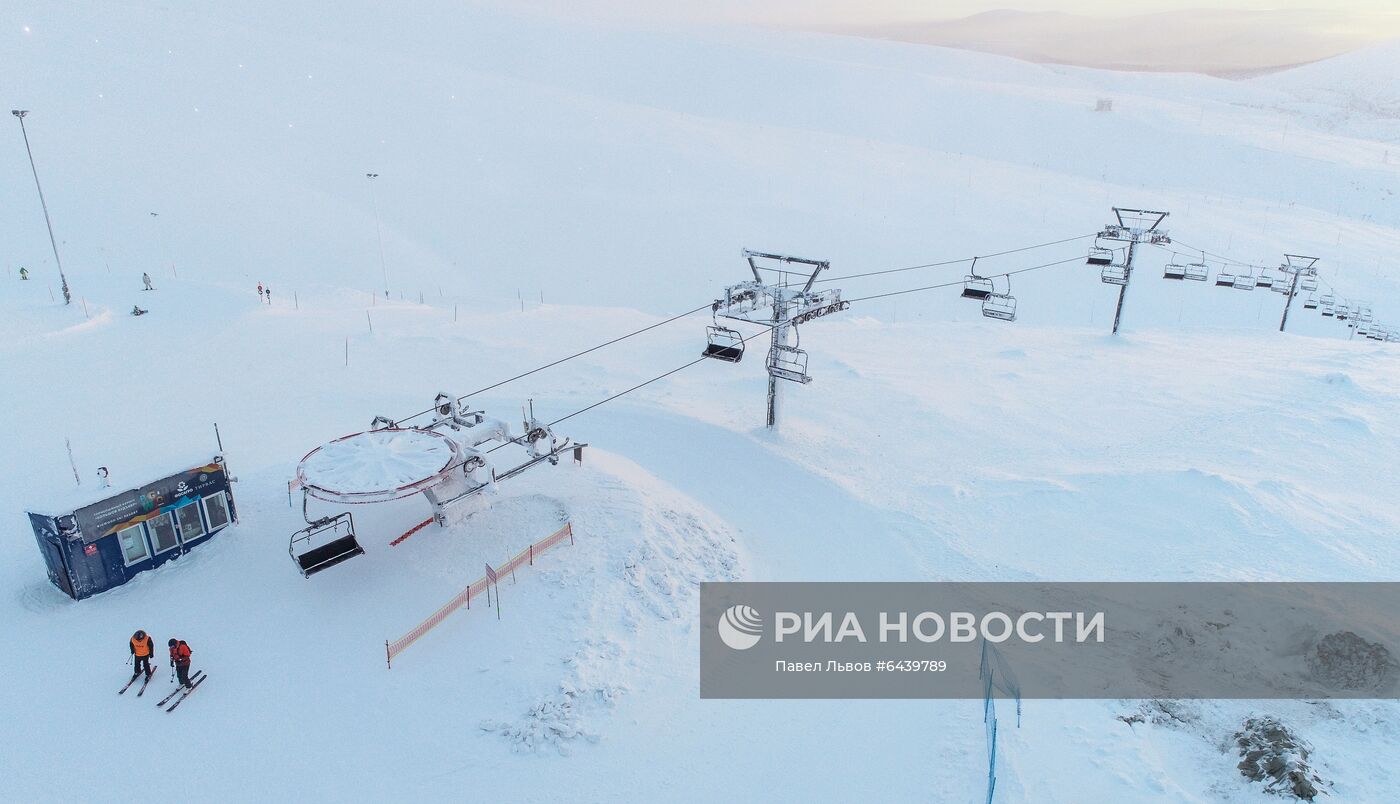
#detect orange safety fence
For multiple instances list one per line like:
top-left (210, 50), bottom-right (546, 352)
top-left (385, 522), bottom-right (575, 667)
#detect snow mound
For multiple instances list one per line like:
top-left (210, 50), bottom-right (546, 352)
top-left (1260, 41), bottom-right (1400, 118)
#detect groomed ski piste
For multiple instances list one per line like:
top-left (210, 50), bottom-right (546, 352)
top-left (3, 3), bottom-right (1399, 802)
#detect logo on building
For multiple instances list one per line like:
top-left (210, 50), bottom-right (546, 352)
top-left (717, 605), bottom-right (763, 650)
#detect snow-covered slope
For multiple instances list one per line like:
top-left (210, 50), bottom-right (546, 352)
top-left (2, 3), bottom-right (1398, 802)
top-left (1253, 41), bottom-right (1400, 142)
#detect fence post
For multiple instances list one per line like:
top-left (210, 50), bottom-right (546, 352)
top-left (386, 641), bottom-right (392, 670)
top-left (529, 544), bottom-right (533, 566)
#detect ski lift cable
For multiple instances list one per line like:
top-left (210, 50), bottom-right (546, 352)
top-left (843, 255), bottom-right (1085, 304)
top-left (395, 302), bottom-right (714, 425)
top-left (479, 248), bottom-right (1155, 439)
top-left (482, 327), bottom-right (776, 450)
top-left (1161, 241), bottom-right (1387, 324)
top-left (398, 235), bottom-right (1094, 425)
top-left (1148, 243), bottom-right (1263, 271)
top-left (816, 232), bottom-right (1098, 283)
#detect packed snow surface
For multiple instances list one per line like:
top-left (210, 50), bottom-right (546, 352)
top-left (2, 2), bottom-right (1399, 802)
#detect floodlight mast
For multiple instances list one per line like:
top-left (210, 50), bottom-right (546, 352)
top-left (1278, 254), bottom-right (1319, 333)
top-left (1098, 208), bottom-right (1170, 334)
top-left (11, 110), bottom-right (72, 305)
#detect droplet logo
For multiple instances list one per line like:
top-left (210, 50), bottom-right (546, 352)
top-left (717, 605), bottom-right (763, 650)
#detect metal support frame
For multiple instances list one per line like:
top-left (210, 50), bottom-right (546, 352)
top-left (711, 250), bottom-right (847, 431)
top-left (1095, 208), bottom-right (1170, 335)
top-left (1278, 254), bottom-right (1319, 333)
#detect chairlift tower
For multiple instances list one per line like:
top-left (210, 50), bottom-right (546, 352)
top-left (1277, 254), bottom-right (1320, 333)
top-left (707, 250), bottom-right (848, 430)
top-left (1093, 208), bottom-right (1170, 334)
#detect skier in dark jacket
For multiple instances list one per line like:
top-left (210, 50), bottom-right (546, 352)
top-left (129, 630), bottom-right (155, 678)
top-left (168, 638), bottom-right (193, 688)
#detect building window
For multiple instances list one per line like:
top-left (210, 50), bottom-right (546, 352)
top-left (175, 503), bottom-right (204, 544)
top-left (202, 491), bottom-right (231, 531)
top-left (117, 524), bottom-right (150, 566)
top-left (148, 512), bottom-right (179, 554)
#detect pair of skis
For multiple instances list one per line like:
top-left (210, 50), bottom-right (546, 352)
top-left (120, 669), bottom-right (206, 712)
top-left (157, 671), bottom-right (206, 712)
top-left (118, 670), bottom-right (156, 697)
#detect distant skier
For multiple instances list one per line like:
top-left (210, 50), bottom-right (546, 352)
top-left (142, 272), bottom-right (154, 291)
top-left (168, 638), bottom-right (194, 688)
top-left (131, 305), bottom-right (148, 316)
top-left (129, 630), bottom-right (155, 679)
top-left (18, 267), bottom-right (28, 280)
top-left (264, 286), bottom-right (271, 304)
top-left (257, 282), bottom-right (264, 301)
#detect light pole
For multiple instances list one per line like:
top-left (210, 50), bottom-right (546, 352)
top-left (12, 110), bottom-right (71, 304)
top-left (366, 173), bottom-right (389, 297)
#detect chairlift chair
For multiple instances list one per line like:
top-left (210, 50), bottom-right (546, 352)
top-left (1300, 275), bottom-right (1318, 292)
top-left (1255, 273), bottom-right (1275, 289)
top-left (1184, 262), bottom-right (1209, 281)
top-left (767, 343), bottom-right (812, 384)
top-left (981, 277), bottom-right (1016, 322)
top-left (962, 275), bottom-right (994, 299)
top-left (1086, 246), bottom-right (1114, 266)
top-left (1232, 273), bottom-right (1257, 291)
top-left (1215, 272), bottom-right (1236, 287)
top-left (1303, 294), bottom-right (1319, 310)
top-left (289, 511), bottom-right (363, 578)
top-left (1101, 263), bottom-right (1129, 286)
top-left (702, 325), bottom-right (745, 363)
top-left (1163, 262), bottom-right (1187, 280)
top-left (1336, 304), bottom-right (1350, 320)
top-left (1270, 280), bottom-right (1290, 294)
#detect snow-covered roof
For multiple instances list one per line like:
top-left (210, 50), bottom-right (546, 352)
top-left (26, 451), bottom-right (226, 515)
top-left (296, 428), bottom-right (459, 503)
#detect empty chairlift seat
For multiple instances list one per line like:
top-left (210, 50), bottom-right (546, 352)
top-left (1255, 273), bottom-right (1275, 289)
top-left (766, 344), bottom-right (812, 384)
top-left (1303, 294), bottom-right (1319, 309)
top-left (289, 512), bottom-right (363, 578)
top-left (702, 325), bottom-right (744, 363)
top-left (982, 293), bottom-right (1016, 322)
top-left (1184, 262), bottom-right (1209, 281)
top-left (1300, 275), bottom-right (1319, 292)
top-left (1232, 274), bottom-right (1257, 291)
top-left (962, 275), bottom-right (994, 299)
top-left (1163, 262), bottom-right (1187, 280)
top-left (1215, 272), bottom-right (1236, 287)
top-left (1087, 246), bottom-right (1114, 266)
top-left (1101, 263), bottom-right (1129, 286)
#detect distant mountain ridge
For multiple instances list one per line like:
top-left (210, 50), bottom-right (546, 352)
top-left (824, 8), bottom-right (1400, 77)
